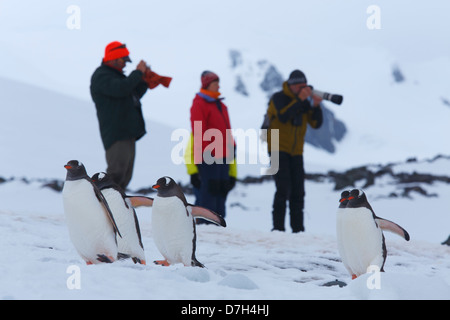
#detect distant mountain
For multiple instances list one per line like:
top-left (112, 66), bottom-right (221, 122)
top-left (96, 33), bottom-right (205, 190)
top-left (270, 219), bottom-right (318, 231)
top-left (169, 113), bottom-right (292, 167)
top-left (229, 50), bottom-right (346, 153)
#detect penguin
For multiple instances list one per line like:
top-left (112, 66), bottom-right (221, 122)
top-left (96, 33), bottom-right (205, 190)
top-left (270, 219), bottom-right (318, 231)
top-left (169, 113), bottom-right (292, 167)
top-left (62, 160), bottom-right (121, 264)
top-left (336, 188), bottom-right (410, 279)
top-left (91, 172), bottom-right (153, 265)
top-left (150, 176), bottom-right (226, 267)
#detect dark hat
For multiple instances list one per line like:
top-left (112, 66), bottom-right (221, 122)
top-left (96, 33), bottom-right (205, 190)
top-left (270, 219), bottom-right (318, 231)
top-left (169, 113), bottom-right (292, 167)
top-left (201, 70), bottom-right (219, 89)
top-left (287, 69), bottom-right (307, 84)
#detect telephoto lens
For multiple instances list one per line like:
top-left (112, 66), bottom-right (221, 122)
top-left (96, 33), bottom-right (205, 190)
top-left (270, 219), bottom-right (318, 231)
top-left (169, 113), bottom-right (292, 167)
top-left (311, 89), bottom-right (343, 105)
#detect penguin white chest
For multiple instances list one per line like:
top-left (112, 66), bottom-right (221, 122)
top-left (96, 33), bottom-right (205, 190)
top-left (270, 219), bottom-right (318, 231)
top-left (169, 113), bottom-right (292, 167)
top-left (100, 188), bottom-right (144, 260)
top-left (62, 179), bottom-right (117, 262)
top-left (152, 196), bottom-right (194, 265)
top-left (336, 207), bottom-right (384, 276)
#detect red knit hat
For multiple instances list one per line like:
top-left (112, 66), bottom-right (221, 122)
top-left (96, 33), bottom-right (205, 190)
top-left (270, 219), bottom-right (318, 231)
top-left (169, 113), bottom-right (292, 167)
top-left (103, 41), bottom-right (131, 63)
top-left (201, 71), bottom-right (219, 89)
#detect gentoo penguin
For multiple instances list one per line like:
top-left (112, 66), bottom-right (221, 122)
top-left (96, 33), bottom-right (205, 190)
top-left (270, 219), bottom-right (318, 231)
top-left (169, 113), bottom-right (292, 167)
top-left (336, 189), bottom-right (410, 279)
top-left (91, 172), bottom-right (152, 265)
top-left (62, 160), bottom-right (121, 264)
top-left (151, 176), bottom-right (226, 267)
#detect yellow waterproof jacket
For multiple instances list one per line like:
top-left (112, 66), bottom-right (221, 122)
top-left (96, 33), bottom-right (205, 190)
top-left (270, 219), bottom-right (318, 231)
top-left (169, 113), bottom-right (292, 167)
top-left (184, 133), bottom-right (237, 178)
top-left (267, 82), bottom-right (323, 156)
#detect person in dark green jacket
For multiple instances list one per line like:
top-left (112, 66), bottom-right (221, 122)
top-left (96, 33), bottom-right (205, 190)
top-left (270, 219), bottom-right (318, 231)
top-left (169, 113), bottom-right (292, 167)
top-left (90, 41), bottom-right (149, 190)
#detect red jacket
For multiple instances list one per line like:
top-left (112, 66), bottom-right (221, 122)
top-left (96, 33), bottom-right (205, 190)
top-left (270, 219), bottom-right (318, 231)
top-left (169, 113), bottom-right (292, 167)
top-left (190, 90), bottom-right (234, 163)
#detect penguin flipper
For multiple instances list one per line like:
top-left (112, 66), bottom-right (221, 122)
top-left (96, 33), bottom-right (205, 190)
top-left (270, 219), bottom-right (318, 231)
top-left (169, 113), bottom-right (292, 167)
top-left (90, 179), bottom-right (122, 238)
top-left (188, 204), bottom-right (226, 227)
top-left (128, 196), bottom-right (154, 208)
top-left (375, 218), bottom-right (410, 241)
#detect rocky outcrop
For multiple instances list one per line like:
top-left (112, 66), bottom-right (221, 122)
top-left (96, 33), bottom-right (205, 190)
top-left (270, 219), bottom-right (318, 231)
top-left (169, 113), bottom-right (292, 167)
top-left (239, 154), bottom-right (450, 199)
top-left (3, 155), bottom-right (449, 200)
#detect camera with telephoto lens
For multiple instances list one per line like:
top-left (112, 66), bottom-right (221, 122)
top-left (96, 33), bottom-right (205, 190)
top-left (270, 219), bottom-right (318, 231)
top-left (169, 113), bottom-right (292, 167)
top-left (309, 86), bottom-right (343, 105)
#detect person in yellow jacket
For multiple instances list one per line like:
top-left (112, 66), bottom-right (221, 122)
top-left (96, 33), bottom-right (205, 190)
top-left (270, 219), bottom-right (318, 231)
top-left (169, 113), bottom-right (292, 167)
top-left (184, 132), bottom-right (237, 209)
top-left (266, 70), bottom-right (323, 232)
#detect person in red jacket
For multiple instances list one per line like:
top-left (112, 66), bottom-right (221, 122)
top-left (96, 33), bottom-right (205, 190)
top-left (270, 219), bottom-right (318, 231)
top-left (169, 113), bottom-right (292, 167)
top-left (190, 71), bottom-right (236, 221)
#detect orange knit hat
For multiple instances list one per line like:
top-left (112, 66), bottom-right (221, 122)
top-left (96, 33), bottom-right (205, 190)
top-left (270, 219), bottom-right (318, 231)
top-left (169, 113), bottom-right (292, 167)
top-left (103, 41), bottom-right (131, 63)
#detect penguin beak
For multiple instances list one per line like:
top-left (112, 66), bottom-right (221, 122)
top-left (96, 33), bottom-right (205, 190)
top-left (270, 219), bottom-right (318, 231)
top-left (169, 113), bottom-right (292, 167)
top-left (152, 184), bottom-right (160, 189)
top-left (64, 165), bottom-right (72, 169)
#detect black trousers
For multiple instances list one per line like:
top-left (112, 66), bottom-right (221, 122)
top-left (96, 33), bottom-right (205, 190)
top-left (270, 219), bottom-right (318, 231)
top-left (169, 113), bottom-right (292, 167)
top-left (272, 152), bottom-right (305, 232)
top-left (197, 161), bottom-right (229, 218)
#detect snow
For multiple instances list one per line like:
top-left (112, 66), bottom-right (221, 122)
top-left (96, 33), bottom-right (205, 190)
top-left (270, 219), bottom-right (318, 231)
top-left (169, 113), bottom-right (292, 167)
top-left (1, 169), bottom-right (449, 300)
top-left (1, 1), bottom-right (450, 301)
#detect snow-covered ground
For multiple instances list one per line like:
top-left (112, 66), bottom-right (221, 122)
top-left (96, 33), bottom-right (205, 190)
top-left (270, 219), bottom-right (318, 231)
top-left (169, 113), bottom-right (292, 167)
top-left (0, 173), bottom-right (449, 300)
top-left (1, 1), bottom-right (450, 301)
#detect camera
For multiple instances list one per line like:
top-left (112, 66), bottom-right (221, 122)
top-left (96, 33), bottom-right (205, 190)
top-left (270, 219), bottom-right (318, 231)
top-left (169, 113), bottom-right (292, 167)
top-left (309, 86), bottom-right (343, 105)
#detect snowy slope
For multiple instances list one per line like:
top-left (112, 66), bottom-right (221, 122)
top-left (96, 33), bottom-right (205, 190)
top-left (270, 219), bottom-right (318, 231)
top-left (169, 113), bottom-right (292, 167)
top-left (1, 1), bottom-right (450, 168)
top-left (0, 76), bottom-right (188, 190)
top-left (1, 175), bottom-right (449, 300)
top-left (0, 1), bottom-right (450, 301)
top-left (1, 76), bottom-right (449, 302)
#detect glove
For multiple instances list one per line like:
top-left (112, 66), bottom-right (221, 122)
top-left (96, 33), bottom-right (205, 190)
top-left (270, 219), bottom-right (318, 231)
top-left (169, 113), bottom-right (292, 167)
top-left (220, 177), bottom-right (236, 196)
top-left (190, 173), bottom-right (201, 189)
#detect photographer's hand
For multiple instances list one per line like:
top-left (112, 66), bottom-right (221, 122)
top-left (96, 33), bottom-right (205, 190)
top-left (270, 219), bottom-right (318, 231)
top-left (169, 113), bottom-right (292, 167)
top-left (312, 95), bottom-right (323, 107)
top-left (136, 60), bottom-right (148, 73)
top-left (298, 86), bottom-right (312, 101)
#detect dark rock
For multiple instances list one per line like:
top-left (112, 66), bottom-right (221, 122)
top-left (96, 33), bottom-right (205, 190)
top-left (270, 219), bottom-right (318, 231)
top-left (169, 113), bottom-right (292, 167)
top-left (305, 105), bottom-right (347, 154)
top-left (401, 186), bottom-right (437, 198)
top-left (322, 279), bottom-right (347, 288)
top-left (328, 166), bottom-right (375, 190)
top-left (395, 172), bottom-right (450, 184)
top-left (441, 235), bottom-right (450, 246)
top-left (392, 64), bottom-right (405, 83)
top-left (259, 64), bottom-right (284, 97)
top-left (229, 49), bottom-right (243, 69)
top-left (132, 186), bottom-right (156, 195)
top-left (234, 75), bottom-right (249, 96)
top-left (41, 180), bottom-right (64, 192)
top-left (441, 97), bottom-right (450, 107)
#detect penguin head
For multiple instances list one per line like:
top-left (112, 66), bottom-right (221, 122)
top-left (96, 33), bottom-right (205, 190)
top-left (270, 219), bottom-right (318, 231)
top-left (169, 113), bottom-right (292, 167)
top-left (153, 176), bottom-right (175, 190)
top-left (338, 190), bottom-right (350, 208)
top-left (92, 172), bottom-right (126, 196)
top-left (346, 189), bottom-right (372, 210)
top-left (152, 176), bottom-right (183, 198)
top-left (64, 160), bottom-right (88, 181)
top-left (91, 172), bottom-right (115, 189)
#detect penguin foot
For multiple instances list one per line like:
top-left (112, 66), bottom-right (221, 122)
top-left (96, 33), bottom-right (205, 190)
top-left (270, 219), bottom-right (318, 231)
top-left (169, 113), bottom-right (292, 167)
top-left (154, 259), bottom-right (170, 266)
top-left (132, 257), bottom-right (146, 265)
top-left (352, 274), bottom-right (357, 280)
top-left (97, 254), bottom-right (115, 263)
top-left (191, 258), bottom-right (205, 268)
top-left (86, 261), bottom-right (93, 265)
